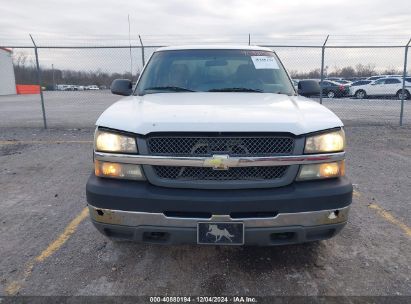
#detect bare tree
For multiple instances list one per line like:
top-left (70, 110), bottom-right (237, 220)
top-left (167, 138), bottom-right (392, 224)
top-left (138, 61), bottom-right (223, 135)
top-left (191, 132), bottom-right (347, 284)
top-left (355, 63), bottom-right (376, 77)
top-left (12, 51), bottom-right (28, 68)
top-left (382, 66), bottom-right (402, 75)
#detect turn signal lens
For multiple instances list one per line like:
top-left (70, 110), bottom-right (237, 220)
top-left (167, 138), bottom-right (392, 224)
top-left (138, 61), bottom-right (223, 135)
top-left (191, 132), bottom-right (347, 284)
top-left (297, 161), bottom-right (345, 181)
top-left (95, 160), bottom-right (145, 180)
top-left (305, 129), bottom-right (345, 154)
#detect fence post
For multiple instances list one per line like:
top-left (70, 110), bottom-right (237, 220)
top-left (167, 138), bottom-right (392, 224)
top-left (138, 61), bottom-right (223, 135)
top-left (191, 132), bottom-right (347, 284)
top-left (127, 15), bottom-right (134, 80)
top-left (319, 35), bottom-right (329, 104)
top-left (399, 38), bottom-right (411, 126)
top-left (248, 33), bottom-right (251, 46)
top-left (139, 35), bottom-right (145, 67)
top-left (29, 34), bottom-right (47, 129)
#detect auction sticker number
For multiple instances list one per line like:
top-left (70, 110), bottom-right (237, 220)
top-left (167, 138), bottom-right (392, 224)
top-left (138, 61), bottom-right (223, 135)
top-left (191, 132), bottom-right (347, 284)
top-left (251, 56), bottom-right (279, 69)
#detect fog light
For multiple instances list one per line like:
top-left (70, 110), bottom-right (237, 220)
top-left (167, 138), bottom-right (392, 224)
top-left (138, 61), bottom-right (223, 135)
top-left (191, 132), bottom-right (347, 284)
top-left (297, 161), bottom-right (345, 181)
top-left (95, 160), bottom-right (145, 180)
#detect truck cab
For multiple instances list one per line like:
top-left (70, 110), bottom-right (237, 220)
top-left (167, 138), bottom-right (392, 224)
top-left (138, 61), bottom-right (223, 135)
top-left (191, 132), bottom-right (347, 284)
top-left (86, 45), bottom-right (352, 246)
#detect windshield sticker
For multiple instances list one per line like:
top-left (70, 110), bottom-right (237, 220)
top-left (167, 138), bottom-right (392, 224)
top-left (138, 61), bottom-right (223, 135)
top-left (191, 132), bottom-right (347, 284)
top-left (251, 56), bottom-right (279, 69)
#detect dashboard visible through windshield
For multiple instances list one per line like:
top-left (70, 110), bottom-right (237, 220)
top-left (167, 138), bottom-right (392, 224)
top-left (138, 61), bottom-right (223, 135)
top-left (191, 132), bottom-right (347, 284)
top-left (135, 49), bottom-right (295, 96)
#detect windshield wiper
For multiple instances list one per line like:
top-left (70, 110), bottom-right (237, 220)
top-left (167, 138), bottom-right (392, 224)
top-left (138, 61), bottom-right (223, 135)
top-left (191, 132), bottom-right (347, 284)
top-left (143, 86), bottom-right (195, 94)
top-left (208, 87), bottom-right (263, 92)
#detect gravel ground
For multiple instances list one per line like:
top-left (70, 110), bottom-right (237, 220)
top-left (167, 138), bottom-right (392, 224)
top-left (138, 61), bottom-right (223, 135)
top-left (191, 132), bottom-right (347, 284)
top-left (0, 125), bottom-right (410, 297)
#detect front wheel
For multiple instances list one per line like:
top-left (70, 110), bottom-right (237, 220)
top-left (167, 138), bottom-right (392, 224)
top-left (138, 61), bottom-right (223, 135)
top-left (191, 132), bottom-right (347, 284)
top-left (355, 90), bottom-right (366, 99)
top-left (327, 91), bottom-right (336, 98)
top-left (397, 90), bottom-right (410, 100)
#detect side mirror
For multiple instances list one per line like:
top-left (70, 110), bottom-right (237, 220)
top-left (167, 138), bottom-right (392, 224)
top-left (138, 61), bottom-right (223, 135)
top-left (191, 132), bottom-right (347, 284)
top-left (110, 79), bottom-right (132, 96)
top-left (298, 80), bottom-right (321, 97)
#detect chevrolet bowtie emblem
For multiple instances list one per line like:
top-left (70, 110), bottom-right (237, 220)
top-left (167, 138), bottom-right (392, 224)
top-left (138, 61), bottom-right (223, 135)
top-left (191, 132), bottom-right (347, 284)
top-left (204, 154), bottom-right (230, 170)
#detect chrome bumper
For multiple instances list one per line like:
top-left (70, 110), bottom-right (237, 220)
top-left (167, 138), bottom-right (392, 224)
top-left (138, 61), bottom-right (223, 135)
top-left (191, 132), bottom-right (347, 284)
top-left (94, 151), bottom-right (345, 168)
top-left (89, 205), bottom-right (350, 228)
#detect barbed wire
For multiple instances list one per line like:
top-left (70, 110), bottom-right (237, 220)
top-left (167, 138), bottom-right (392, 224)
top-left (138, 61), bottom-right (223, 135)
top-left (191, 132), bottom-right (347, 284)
top-left (1, 34), bottom-right (410, 48)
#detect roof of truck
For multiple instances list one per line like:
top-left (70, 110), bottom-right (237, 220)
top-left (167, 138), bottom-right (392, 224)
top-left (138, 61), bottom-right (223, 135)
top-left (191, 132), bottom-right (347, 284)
top-left (156, 45), bottom-right (273, 52)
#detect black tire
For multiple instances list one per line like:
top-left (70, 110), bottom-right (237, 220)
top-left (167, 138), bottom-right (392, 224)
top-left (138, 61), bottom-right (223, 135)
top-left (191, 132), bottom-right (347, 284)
top-left (396, 89), bottom-right (410, 100)
top-left (327, 91), bottom-right (336, 98)
top-left (354, 90), bottom-right (366, 99)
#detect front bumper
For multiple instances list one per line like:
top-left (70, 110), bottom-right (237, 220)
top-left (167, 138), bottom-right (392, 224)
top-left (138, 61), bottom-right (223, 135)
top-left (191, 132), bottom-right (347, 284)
top-left (89, 205), bottom-right (348, 245)
top-left (86, 175), bottom-right (352, 245)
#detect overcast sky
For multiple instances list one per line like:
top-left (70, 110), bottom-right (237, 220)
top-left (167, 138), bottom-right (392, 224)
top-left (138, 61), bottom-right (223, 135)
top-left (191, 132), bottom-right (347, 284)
top-left (1, 0), bottom-right (410, 45)
top-left (1, 0), bottom-right (410, 74)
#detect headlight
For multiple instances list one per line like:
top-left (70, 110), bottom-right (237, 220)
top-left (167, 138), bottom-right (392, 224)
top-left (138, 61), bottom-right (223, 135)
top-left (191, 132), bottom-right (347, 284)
top-left (95, 160), bottom-right (145, 180)
top-left (305, 129), bottom-right (345, 154)
top-left (297, 161), bottom-right (345, 181)
top-left (95, 129), bottom-right (137, 153)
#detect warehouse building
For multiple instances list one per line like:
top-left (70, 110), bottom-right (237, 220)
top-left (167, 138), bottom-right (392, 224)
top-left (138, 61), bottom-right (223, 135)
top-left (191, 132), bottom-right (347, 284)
top-left (0, 48), bottom-right (16, 95)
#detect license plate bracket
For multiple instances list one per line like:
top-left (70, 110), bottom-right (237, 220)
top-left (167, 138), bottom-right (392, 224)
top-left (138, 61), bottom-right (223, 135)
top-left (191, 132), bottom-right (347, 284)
top-left (197, 222), bottom-right (244, 245)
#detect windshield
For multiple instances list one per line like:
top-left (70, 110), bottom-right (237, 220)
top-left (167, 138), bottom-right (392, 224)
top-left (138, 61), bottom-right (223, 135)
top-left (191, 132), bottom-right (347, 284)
top-left (135, 49), bottom-right (295, 95)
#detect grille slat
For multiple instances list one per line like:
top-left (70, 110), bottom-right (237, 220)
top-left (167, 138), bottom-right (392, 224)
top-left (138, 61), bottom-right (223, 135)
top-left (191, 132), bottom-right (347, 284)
top-left (146, 135), bottom-right (294, 183)
top-left (148, 136), bottom-right (294, 156)
top-left (153, 166), bottom-right (288, 181)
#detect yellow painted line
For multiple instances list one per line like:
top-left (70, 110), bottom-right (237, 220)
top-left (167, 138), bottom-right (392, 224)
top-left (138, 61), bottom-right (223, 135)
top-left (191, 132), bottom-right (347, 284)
top-left (35, 207), bottom-right (89, 262)
top-left (0, 140), bottom-right (92, 145)
top-left (4, 262), bottom-right (34, 295)
top-left (353, 190), bottom-right (361, 198)
top-left (368, 204), bottom-right (411, 237)
top-left (5, 281), bottom-right (22, 296)
top-left (5, 207), bottom-right (89, 295)
top-left (356, 189), bottom-right (410, 238)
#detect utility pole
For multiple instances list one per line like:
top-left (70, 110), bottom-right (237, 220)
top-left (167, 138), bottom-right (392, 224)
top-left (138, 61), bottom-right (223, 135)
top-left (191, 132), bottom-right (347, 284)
top-left (52, 64), bottom-right (56, 90)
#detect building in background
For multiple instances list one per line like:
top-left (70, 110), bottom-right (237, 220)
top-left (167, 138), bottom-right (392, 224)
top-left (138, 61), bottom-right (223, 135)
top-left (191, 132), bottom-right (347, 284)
top-left (0, 48), bottom-right (16, 95)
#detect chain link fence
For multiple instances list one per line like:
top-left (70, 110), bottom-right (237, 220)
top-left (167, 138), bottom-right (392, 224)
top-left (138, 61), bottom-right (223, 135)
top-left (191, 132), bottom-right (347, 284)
top-left (0, 35), bottom-right (410, 128)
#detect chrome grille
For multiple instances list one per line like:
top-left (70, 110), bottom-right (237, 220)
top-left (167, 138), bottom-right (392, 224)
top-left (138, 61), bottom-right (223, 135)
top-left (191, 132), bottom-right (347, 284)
top-left (153, 166), bottom-right (288, 181)
top-left (147, 136), bottom-right (294, 156)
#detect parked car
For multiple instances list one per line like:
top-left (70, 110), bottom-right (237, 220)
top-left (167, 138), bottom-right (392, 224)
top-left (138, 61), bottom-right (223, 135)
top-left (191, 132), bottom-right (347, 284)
top-left (326, 77), bottom-right (344, 82)
top-left (352, 77), bottom-right (410, 99)
top-left (366, 76), bottom-right (384, 81)
top-left (60, 85), bottom-right (76, 91)
top-left (87, 85), bottom-right (100, 90)
top-left (86, 45), bottom-right (352, 246)
top-left (297, 80), bottom-right (321, 97)
top-left (56, 84), bottom-right (66, 91)
top-left (320, 80), bottom-right (350, 98)
top-left (334, 80), bottom-right (353, 85)
top-left (366, 75), bottom-right (403, 81)
top-left (345, 77), bottom-right (367, 82)
top-left (348, 80), bottom-right (372, 96)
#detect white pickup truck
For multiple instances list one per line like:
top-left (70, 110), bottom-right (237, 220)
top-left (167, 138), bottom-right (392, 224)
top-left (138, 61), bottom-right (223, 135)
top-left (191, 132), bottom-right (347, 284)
top-left (86, 45), bottom-right (352, 246)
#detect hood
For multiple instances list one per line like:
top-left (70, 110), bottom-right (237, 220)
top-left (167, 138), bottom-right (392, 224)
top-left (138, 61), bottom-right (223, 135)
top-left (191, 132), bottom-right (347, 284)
top-left (96, 93), bottom-right (343, 136)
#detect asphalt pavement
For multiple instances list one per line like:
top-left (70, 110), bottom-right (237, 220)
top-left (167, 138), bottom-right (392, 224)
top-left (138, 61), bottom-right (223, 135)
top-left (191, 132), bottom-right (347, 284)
top-left (0, 125), bottom-right (410, 297)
